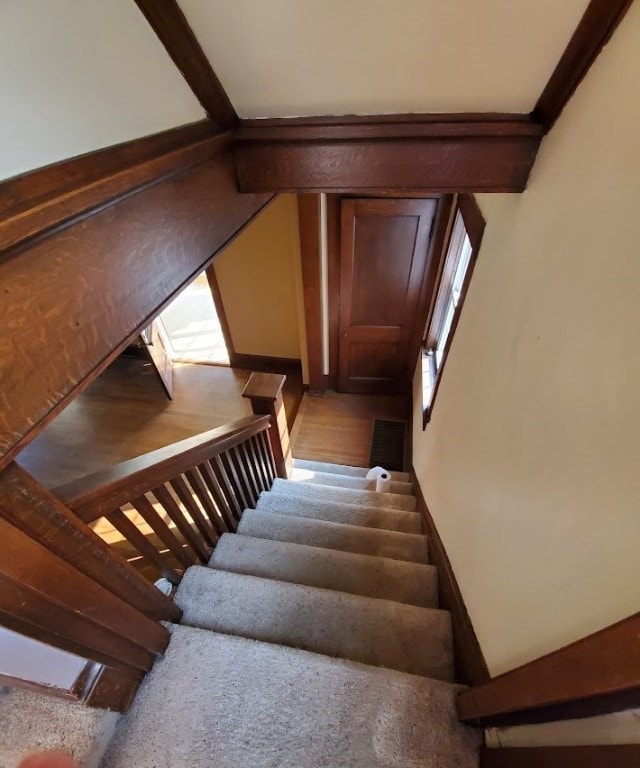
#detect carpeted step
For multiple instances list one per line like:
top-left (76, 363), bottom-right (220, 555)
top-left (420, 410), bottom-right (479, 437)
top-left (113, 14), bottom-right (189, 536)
top-left (270, 477), bottom-right (416, 512)
top-left (238, 509), bottom-right (428, 563)
top-left (209, 534), bottom-right (437, 607)
top-left (176, 567), bottom-right (452, 680)
top-left (256, 492), bottom-right (422, 533)
top-left (293, 458), bottom-right (411, 484)
top-left (290, 466), bottom-right (413, 495)
top-left (0, 687), bottom-right (119, 768)
top-left (101, 625), bottom-right (481, 768)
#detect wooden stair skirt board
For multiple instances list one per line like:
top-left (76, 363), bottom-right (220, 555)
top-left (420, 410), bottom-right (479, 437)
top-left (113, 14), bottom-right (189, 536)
top-left (410, 467), bottom-right (490, 687)
top-left (481, 745), bottom-right (640, 767)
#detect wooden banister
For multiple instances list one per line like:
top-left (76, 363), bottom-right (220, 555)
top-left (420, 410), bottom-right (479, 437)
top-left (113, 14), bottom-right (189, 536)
top-left (54, 415), bottom-right (270, 522)
top-left (51, 411), bottom-right (277, 590)
top-left (457, 611), bottom-right (640, 727)
top-left (242, 373), bottom-right (291, 479)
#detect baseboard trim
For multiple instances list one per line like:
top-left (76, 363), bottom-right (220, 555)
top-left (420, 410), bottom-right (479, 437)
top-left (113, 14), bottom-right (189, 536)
top-left (410, 466), bottom-right (490, 686)
top-left (481, 745), bottom-right (640, 767)
top-left (230, 354), bottom-right (302, 375)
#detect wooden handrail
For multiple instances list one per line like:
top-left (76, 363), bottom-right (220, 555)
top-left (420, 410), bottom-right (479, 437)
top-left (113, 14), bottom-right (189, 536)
top-left (54, 415), bottom-right (271, 523)
top-left (457, 611), bottom-right (640, 727)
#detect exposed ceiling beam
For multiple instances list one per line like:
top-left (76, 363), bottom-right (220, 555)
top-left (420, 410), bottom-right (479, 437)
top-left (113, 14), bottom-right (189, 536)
top-left (533, 0), bottom-right (634, 132)
top-left (133, 0), bottom-right (237, 130)
top-left (0, 121), bottom-right (224, 257)
top-left (233, 115), bottom-right (543, 194)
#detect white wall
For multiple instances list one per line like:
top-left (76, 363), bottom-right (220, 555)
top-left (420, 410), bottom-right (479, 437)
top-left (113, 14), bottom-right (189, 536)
top-left (413, 2), bottom-right (640, 746)
top-left (179, 0), bottom-right (588, 117)
top-left (0, 0), bottom-right (205, 181)
top-left (0, 627), bottom-right (86, 690)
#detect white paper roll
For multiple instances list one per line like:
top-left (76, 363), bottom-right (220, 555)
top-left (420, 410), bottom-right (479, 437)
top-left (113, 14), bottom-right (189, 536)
top-left (366, 466), bottom-right (391, 493)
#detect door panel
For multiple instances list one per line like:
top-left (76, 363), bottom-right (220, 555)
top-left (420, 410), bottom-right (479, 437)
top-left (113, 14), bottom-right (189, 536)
top-left (339, 199), bottom-right (436, 394)
top-left (141, 319), bottom-right (173, 400)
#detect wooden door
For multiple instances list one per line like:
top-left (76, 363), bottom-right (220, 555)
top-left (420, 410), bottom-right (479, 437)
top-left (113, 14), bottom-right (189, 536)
top-left (339, 199), bottom-right (436, 394)
top-left (141, 319), bottom-right (173, 399)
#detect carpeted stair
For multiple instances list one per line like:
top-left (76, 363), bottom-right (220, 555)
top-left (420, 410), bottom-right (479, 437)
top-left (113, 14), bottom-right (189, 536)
top-left (5, 459), bottom-right (479, 768)
top-left (102, 458), bottom-right (480, 767)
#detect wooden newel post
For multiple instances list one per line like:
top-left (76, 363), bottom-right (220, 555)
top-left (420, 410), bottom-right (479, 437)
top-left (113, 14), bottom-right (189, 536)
top-left (242, 372), bottom-right (291, 479)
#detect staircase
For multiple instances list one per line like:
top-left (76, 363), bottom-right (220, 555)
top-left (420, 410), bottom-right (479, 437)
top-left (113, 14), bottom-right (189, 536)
top-left (96, 458), bottom-right (480, 767)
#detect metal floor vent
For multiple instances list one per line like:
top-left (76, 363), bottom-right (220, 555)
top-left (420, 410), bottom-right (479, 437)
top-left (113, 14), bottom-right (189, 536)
top-left (369, 419), bottom-right (406, 472)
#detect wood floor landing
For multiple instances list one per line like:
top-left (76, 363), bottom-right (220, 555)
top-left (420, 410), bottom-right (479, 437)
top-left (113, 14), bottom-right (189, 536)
top-left (291, 391), bottom-right (408, 469)
top-left (17, 357), bottom-right (304, 488)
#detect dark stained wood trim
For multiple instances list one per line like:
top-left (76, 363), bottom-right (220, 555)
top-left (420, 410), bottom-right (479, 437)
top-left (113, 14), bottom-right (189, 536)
top-left (410, 467), bottom-right (490, 686)
top-left (234, 129), bottom-right (542, 193)
top-left (0, 149), bottom-right (273, 472)
top-left (83, 664), bottom-right (144, 712)
top-left (458, 611), bottom-right (640, 727)
top-left (326, 195), bottom-right (341, 391)
top-left (298, 194), bottom-right (325, 391)
top-left (481, 745), bottom-right (640, 768)
top-left (230, 354), bottom-right (302, 376)
top-left (0, 121), bottom-right (223, 256)
top-left (532, 0), bottom-right (634, 132)
top-left (0, 672), bottom-right (81, 702)
top-left (0, 463), bottom-right (180, 622)
top-left (424, 194), bottom-right (485, 423)
top-left (132, 0), bottom-right (237, 129)
top-left (236, 114), bottom-right (542, 140)
top-left (205, 264), bottom-right (237, 365)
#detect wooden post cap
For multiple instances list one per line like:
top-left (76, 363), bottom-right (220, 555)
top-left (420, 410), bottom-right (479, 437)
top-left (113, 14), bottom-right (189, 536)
top-left (242, 372), bottom-right (286, 402)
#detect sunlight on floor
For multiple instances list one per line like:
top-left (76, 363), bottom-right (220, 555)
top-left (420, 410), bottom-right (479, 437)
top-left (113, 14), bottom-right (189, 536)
top-left (160, 273), bottom-right (230, 365)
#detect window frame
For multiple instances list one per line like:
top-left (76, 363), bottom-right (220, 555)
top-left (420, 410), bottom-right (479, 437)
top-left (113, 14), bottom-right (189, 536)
top-left (422, 194), bottom-right (485, 428)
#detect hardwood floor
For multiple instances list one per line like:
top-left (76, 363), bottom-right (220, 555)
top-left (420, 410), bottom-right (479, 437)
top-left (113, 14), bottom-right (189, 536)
top-left (18, 357), bottom-right (304, 488)
top-left (291, 391), bottom-right (408, 468)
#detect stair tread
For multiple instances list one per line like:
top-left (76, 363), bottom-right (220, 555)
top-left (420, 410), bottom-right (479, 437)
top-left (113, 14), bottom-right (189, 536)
top-left (176, 567), bottom-right (452, 680)
top-left (101, 625), bottom-right (480, 768)
top-left (270, 477), bottom-right (417, 512)
top-left (238, 509), bottom-right (428, 563)
top-left (209, 534), bottom-right (437, 608)
top-left (0, 686), bottom-right (119, 768)
top-left (293, 458), bottom-right (411, 484)
top-left (256, 492), bottom-right (422, 533)
top-left (290, 467), bottom-right (413, 495)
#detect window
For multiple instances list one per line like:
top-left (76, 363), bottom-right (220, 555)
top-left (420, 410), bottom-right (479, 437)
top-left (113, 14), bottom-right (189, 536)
top-left (422, 196), bottom-right (484, 425)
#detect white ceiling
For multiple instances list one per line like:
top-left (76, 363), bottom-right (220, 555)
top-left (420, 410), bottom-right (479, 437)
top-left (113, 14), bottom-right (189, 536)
top-left (0, 0), bottom-right (205, 182)
top-left (179, 0), bottom-right (590, 118)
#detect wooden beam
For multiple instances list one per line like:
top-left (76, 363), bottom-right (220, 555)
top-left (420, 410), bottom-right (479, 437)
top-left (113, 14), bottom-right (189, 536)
top-left (0, 143), bottom-right (272, 471)
top-left (133, 0), bottom-right (237, 129)
top-left (234, 116), bottom-right (542, 193)
top-left (411, 468), bottom-right (490, 686)
top-left (0, 121), bottom-right (222, 256)
top-left (482, 746), bottom-right (640, 768)
top-left (532, 0), bottom-right (634, 132)
top-left (457, 611), bottom-right (640, 727)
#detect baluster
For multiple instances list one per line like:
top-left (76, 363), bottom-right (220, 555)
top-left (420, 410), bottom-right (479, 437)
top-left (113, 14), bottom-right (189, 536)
top-left (184, 467), bottom-right (227, 536)
top-left (105, 509), bottom-right (182, 585)
top-left (130, 495), bottom-right (194, 569)
top-left (259, 429), bottom-right (277, 484)
top-left (170, 476), bottom-right (218, 548)
top-left (220, 450), bottom-right (251, 511)
top-left (210, 456), bottom-right (243, 521)
top-left (197, 461), bottom-right (236, 531)
top-left (230, 445), bottom-right (257, 507)
top-left (239, 442), bottom-right (261, 501)
top-left (248, 435), bottom-right (268, 493)
top-left (152, 484), bottom-right (211, 564)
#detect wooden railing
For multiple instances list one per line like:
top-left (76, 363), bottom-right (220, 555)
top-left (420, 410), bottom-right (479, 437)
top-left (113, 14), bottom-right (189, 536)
top-left (54, 414), bottom-right (276, 585)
